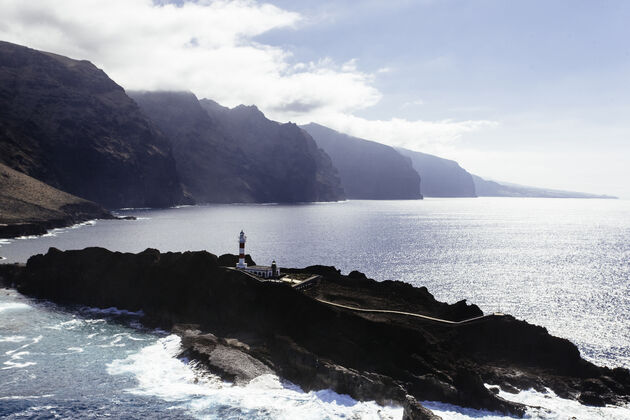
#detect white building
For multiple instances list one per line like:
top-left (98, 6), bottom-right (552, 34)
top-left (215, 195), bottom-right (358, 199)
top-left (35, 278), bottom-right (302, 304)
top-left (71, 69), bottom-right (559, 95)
top-left (236, 230), bottom-right (281, 278)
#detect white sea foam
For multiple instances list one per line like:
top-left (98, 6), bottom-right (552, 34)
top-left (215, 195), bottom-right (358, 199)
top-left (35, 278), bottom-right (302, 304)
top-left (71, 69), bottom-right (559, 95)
top-left (0, 302), bottom-right (31, 313)
top-left (99, 335), bottom-right (126, 348)
top-left (0, 394), bottom-right (55, 400)
top-left (50, 347), bottom-right (86, 356)
top-left (422, 386), bottom-right (630, 420)
top-left (2, 349), bottom-right (36, 370)
top-left (105, 334), bottom-right (630, 420)
top-left (5, 335), bottom-right (42, 356)
top-left (0, 335), bottom-right (27, 343)
top-left (14, 234), bottom-right (40, 239)
top-left (45, 319), bottom-right (84, 330)
top-left (108, 335), bottom-right (403, 420)
top-left (1, 360), bottom-right (36, 370)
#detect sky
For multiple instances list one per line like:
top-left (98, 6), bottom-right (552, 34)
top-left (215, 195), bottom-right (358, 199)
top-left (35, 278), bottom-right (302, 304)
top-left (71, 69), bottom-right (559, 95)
top-left (0, 0), bottom-right (628, 197)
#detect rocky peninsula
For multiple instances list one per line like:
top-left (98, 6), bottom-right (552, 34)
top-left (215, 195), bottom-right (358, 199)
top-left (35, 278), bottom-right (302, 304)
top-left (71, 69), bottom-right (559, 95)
top-left (1, 248), bottom-right (628, 419)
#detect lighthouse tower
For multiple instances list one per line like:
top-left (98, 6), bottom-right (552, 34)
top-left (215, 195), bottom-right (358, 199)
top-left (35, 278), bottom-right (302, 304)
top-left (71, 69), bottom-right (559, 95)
top-left (237, 230), bottom-right (247, 268)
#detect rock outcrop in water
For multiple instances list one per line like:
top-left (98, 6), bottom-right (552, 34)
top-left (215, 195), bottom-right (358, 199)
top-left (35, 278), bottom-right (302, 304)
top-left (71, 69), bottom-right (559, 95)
top-left (0, 163), bottom-right (113, 238)
top-left (302, 123), bottom-right (422, 200)
top-left (0, 41), bottom-right (184, 209)
top-left (129, 91), bottom-right (344, 203)
top-left (2, 248), bottom-right (629, 419)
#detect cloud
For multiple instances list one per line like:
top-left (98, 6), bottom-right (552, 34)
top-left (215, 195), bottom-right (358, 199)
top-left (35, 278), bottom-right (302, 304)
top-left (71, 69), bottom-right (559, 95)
top-left (297, 113), bottom-right (498, 153)
top-left (0, 0), bottom-right (494, 147)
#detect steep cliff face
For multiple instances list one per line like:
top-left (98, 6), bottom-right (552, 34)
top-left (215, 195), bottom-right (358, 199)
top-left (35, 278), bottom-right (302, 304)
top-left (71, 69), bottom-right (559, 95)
top-left (0, 41), bottom-right (183, 209)
top-left (302, 123), bottom-right (422, 200)
top-left (0, 163), bottom-right (112, 238)
top-left (130, 91), bottom-right (344, 203)
top-left (200, 100), bottom-right (345, 203)
top-left (129, 91), bottom-right (250, 203)
top-left (396, 148), bottom-right (477, 198)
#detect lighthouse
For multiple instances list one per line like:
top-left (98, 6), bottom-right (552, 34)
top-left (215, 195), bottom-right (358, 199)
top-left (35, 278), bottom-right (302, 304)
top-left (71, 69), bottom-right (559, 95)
top-left (237, 230), bottom-right (247, 268)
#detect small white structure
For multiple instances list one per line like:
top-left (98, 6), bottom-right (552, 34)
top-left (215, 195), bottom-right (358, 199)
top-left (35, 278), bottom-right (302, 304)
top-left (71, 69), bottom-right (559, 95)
top-left (235, 230), bottom-right (281, 279)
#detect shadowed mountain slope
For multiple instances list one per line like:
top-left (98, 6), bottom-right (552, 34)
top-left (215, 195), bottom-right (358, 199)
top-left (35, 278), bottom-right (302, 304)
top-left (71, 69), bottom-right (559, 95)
top-left (199, 99), bottom-right (344, 203)
top-left (0, 162), bottom-right (112, 238)
top-left (301, 123), bottom-right (421, 200)
top-left (396, 148), bottom-right (477, 198)
top-left (130, 91), bottom-right (344, 203)
top-left (0, 41), bottom-right (183, 209)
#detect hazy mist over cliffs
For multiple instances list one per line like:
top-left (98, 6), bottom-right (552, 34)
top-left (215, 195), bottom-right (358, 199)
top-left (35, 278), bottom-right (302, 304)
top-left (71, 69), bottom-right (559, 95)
top-left (0, 1), bottom-right (628, 198)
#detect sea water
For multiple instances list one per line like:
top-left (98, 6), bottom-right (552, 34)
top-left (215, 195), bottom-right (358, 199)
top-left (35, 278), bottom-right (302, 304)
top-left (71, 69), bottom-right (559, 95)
top-left (1, 198), bottom-right (629, 419)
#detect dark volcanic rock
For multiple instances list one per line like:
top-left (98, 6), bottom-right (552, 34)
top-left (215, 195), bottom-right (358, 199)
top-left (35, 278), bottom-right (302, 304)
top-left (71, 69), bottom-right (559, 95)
top-left (302, 123), bottom-right (422, 199)
top-left (403, 395), bottom-right (442, 420)
top-left (129, 91), bottom-right (344, 203)
top-left (175, 326), bottom-right (273, 385)
top-left (5, 248), bottom-right (630, 417)
top-left (0, 162), bottom-right (112, 238)
top-left (217, 253), bottom-right (256, 267)
top-left (0, 41), bottom-right (183, 209)
top-left (396, 148), bottom-right (477, 198)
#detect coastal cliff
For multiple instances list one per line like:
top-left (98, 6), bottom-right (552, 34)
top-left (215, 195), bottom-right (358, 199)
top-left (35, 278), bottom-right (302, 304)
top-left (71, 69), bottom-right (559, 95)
top-left (129, 91), bottom-right (344, 203)
top-left (0, 41), bottom-right (183, 209)
top-left (302, 123), bottom-right (422, 200)
top-left (396, 148), bottom-right (477, 198)
top-left (2, 248), bottom-right (629, 418)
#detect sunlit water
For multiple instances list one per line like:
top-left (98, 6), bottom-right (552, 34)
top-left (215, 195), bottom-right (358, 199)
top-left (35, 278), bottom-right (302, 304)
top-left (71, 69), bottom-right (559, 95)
top-left (1, 198), bottom-right (629, 419)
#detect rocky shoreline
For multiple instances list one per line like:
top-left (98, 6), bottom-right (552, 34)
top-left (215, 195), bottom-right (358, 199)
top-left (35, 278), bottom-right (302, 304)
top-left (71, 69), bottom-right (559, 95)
top-left (0, 214), bottom-right (137, 240)
top-left (1, 247), bottom-right (629, 419)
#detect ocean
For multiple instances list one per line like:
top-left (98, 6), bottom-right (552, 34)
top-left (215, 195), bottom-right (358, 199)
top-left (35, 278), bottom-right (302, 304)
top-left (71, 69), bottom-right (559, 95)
top-left (1, 198), bottom-right (629, 419)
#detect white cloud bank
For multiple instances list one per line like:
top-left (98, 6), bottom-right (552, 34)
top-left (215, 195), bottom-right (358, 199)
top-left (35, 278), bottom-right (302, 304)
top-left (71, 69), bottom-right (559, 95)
top-left (0, 0), bottom-right (495, 151)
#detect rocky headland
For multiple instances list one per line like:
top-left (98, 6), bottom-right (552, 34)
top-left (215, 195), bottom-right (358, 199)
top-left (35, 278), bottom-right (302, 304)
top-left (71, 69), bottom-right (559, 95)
top-left (1, 247), bottom-right (628, 419)
top-left (0, 163), bottom-right (113, 239)
top-left (396, 148), bottom-right (477, 198)
top-left (472, 175), bottom-right (618, 199)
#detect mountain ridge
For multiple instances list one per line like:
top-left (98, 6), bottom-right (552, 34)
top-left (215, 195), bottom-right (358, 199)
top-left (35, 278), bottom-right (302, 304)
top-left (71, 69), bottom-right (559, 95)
top-left (396, 147), bottom-right (477, 197)
top-left (0, 40), bottom-right (184, 209)
top-left (129, 91), bottom-right (344, 204)
top-left (301, 123), bottom-right (422, 200)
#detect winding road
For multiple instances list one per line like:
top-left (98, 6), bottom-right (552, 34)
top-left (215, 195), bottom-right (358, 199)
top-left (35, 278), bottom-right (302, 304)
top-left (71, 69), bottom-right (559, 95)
top-left (229, 267), bottom-right (503, 325)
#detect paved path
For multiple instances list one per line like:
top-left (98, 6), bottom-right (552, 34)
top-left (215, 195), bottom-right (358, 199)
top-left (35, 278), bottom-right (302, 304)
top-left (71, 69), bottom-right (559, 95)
top-left (228, 267), bottom-right (503, 326)
top-left (315, 299), bottom-right (503, 325)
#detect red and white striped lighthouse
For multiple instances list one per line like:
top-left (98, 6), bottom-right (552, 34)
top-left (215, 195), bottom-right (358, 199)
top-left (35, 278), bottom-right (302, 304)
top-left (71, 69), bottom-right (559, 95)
top-left (237, 230), bottom-right (247, 268)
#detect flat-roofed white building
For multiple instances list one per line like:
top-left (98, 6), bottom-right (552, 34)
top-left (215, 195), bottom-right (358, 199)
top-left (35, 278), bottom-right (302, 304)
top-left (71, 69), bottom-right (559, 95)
top-left (236, 230), bottom-right (281, 278)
